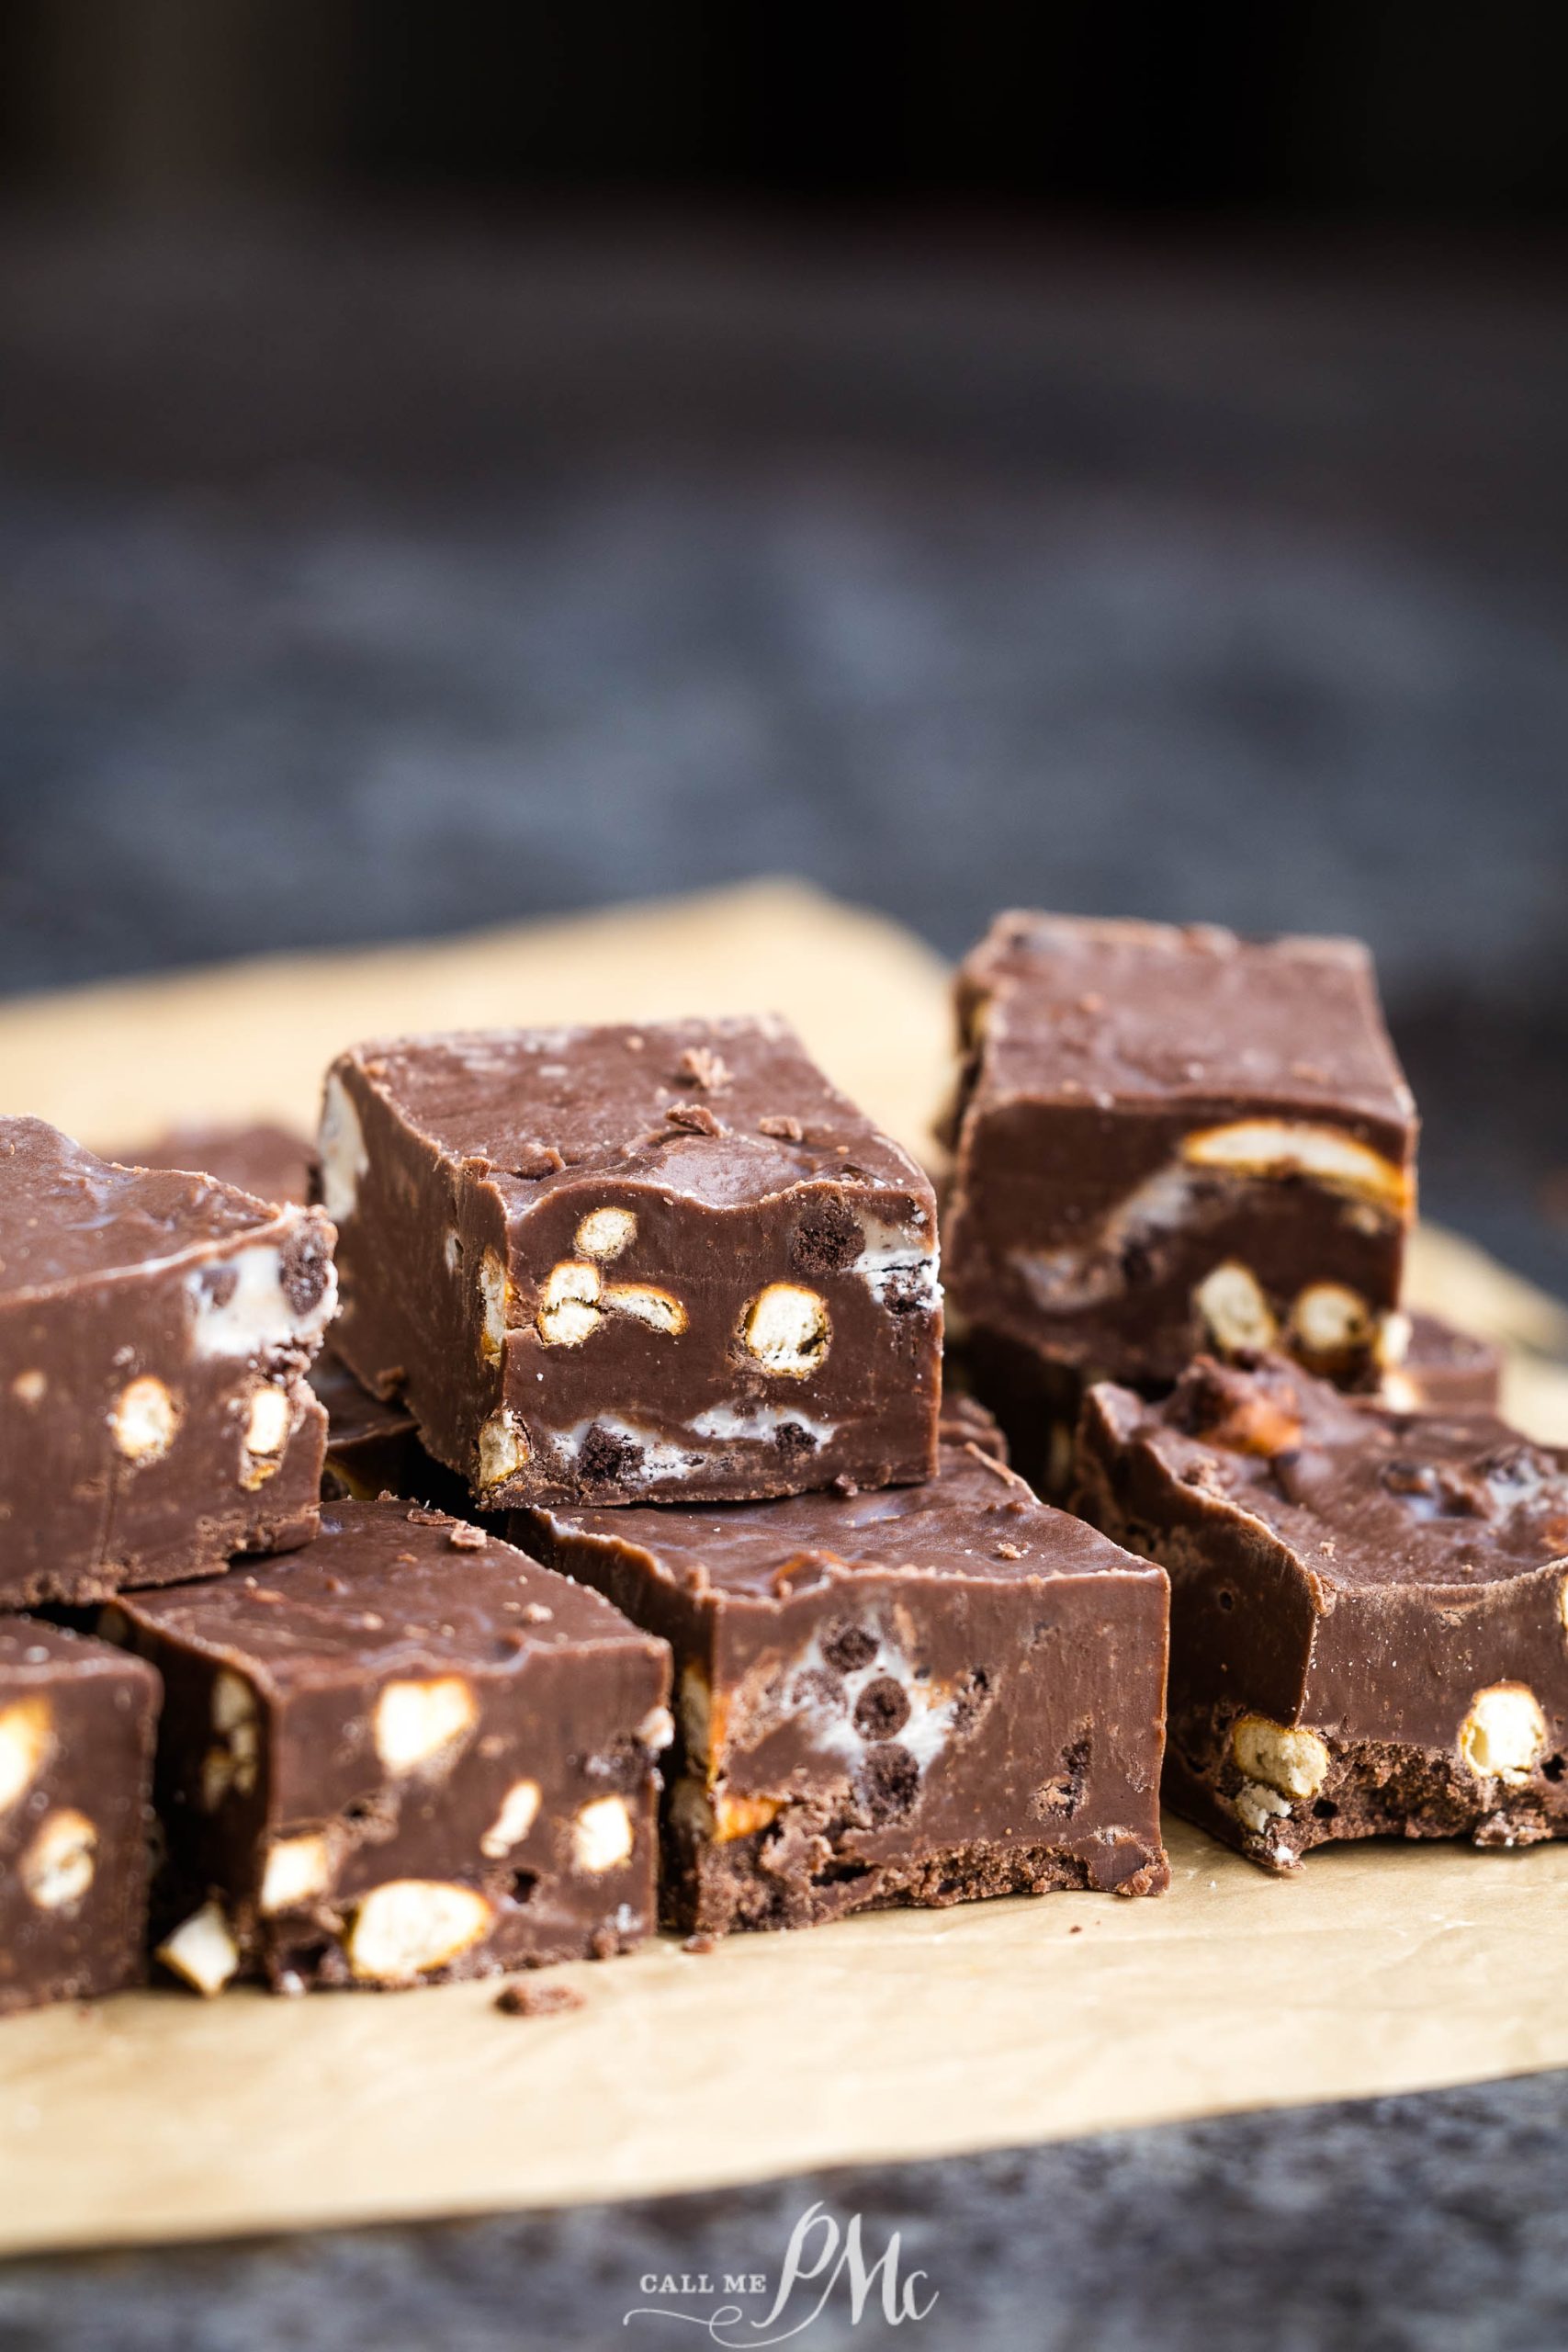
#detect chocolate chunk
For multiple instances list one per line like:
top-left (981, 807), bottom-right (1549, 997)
top-left (822, 1623), bottom-right (879, 1674)
top-left (280, 1228), bottom-right (333, 1317)
top-left (107, 1500), bottom-right (669, 1993)
top-left (856, 1744), bottom-right (920, 1822)
top-left (664, 1103), bottom-right (725, 1137)
top-left (579, 1423), bottom-right (644, 1487)
top-left (674, 1046), bottom-right (730, 1092)
top-left (0, 1118), bottom-right (333, 1604)
top-left (789, 1197), bottom-right (862, 1277)
top-left (494, 1977), bottom-right (585, 2017)
top-left (852, 1676), bottom-right (911, 1742)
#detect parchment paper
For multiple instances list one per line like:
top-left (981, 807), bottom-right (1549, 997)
top-left (1, 879), bottom-right (1565, 2257)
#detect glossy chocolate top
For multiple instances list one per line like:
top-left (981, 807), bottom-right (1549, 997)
top-left (534, 1438), bottom-right (1154, 1602)
top-left (119, 1498), bottom-right (655, 1686)
top-left (112, 1123), bottom-right (315, 1208)
top-left (0, 1117), bottom-right (285, 1297)
top-left (334, 1017), bottom-right (923, 1211)
top-left (1096, 1355), bottom-right (1568, 1590)
top-left (959, 913), bottom-right (1413, 1121)
top-left (0, 1615), bottom-right (150, 1682)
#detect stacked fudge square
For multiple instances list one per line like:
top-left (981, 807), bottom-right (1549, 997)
top-left (944, 912), bottom-right (1568, 1872)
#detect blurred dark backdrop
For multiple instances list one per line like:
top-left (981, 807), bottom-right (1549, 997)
top-left (0, 1), bottom-right (1564, 1288)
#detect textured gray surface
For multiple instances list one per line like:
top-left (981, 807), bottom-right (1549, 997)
top-left (3, 2073), bottom-right (1567, 2350)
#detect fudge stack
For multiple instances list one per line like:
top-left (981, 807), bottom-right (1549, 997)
top-left (2, 911), bottom-right (1565, 2018)
top-left (943, 914), bottom-right (1568, 1871)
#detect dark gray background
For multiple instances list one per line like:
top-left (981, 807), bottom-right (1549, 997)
top-left (1, 212), bottom-right (1566, 1295)
top-left (6, 2073), bottom-right (1568, 2351)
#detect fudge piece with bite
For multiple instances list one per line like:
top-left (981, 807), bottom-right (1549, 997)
top-left (1077, 1353), bottom-right (1568, 1871)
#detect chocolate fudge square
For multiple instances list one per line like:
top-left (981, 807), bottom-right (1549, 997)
top-left (1077, 1355), bottom-right (1568, 1872)
top-left (523, 1428), bottom-right (1168, 1935)
top-left (321, 1017), bottom-right (942, 1510)
top-left (108, 1500), bottom-right (670, 1993)
top-left (0, 1620), bottom-right (160, 2013)
top-left (942, 914), bottom-right (1416, 1392)
top-left (0, 1118), bottom-right (333, 1602)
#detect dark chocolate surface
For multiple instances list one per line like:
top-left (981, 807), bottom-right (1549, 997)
top-left (956, 911), bottom-right (1414, 1119)
top-left (110, 1122), bottom-right (316, 1209)
top-left (0, 1616), bottom-right (160, 2014)
top-left (116, 1500), bottom-right (669, 1989)
top-left (0, 1118), bottom-right (333, 1601)
top-left (535, 1435), bottom-right (1140, 1600)
top-left (4, 1117), bottom-right (271, 1288)
top-left (125, 1500), bottom-right (661, 1681)
top-left (340, 1019), bottom-right (921, 1205)
top-left (326, 1017), bottom-right (942, 1510)
top-left (1100, 1355), bottom-right (1568, 1589)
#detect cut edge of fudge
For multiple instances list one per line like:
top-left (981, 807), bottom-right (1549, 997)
top-left (0, 1617), bottom-right (161, 2014)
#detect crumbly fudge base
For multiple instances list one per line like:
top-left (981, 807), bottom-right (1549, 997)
top-left (259, 1915), bottom-right (643, 1994)
top-left (1166, 1727), bottom-right (1568, 1876)
top-left (156, 1883), bottom-right (647, 1996)
top-left (666, 1804), bottom-right (1168, 1936)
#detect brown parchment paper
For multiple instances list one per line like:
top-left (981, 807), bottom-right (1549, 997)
top-left (1, 878), bottom-right (1566, 2257)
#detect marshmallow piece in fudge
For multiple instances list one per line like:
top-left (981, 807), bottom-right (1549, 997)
top-left (322, 1018), bottom-right (942, 1510)
top-left (0, 1118), bottom-right (333, 1601)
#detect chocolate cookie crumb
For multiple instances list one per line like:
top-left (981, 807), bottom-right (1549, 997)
top-left (494, 1978), bottom-right (586, 2018)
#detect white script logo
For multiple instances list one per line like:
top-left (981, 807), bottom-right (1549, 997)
top-left (625, 2200), bottom-right (938, 2344)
